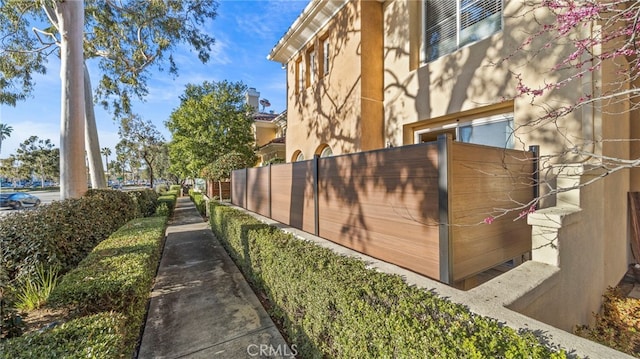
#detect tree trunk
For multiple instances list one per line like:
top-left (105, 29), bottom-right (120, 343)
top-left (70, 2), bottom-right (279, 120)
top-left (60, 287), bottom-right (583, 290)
top-left (56, 1), bottom-right (86, 199)
top-left (84, 63), bottom-right (106, 189)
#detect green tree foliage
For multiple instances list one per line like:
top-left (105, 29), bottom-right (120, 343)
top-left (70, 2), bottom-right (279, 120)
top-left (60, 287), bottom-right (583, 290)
top-left (15, 136), bottom-right (59, 186)
top-left (117, 115), bottom-right (165, 187)
top-left (166, 80), bottom-right (257, 178)
top-left (0, 0), bottom-right (218, 198)
top-left (0, 0), bottom-right (218, 117)
top-left (0, 124), bottom-right (13, 155)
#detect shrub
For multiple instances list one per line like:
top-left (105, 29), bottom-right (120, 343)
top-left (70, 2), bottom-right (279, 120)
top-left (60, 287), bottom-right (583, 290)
top-left (46, 216), bottom-right (167, 355)
top-left (128, 189), bottom-right (159, 217)
top-left (189, 189), bottom-right (206, 216)
top-left (209, 202), bottom-right (569, 358)
top-left (169, 184), bottom-right (181, 192)
top-left (157, 193), bottom-right (177, 216)
top-left (155, 203), bottom-right (170, 217)
top-left (0, 190), bottom-right (137, 283)
top-left (0, 312), bottom-right (127, 359)
top-left (575, 287), bottom-right (640, 356)
top-left (48, 216), bottom-right (166, 315)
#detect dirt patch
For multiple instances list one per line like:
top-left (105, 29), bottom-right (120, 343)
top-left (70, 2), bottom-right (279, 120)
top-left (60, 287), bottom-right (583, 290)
top-left (21, 307), bottom-right (70, 334)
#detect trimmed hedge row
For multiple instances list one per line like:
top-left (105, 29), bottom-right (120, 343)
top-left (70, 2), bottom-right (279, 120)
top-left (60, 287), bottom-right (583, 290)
top-left (0, 215), bottom-right (168, 358)
top-left (209, 202), bottom-right (569, 358)
top-left (189, 189), bottom-right (206, 216)
top-left (157, 190), bottom-right (179, 216)
top-left (0, 313), bottom-right (127, 359)
top-left (0, 190), bottom-right (138, 283)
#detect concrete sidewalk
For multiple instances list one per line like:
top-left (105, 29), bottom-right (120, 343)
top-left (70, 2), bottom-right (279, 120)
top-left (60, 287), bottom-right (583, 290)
top-left (137, 197), bottom-right (293, 358)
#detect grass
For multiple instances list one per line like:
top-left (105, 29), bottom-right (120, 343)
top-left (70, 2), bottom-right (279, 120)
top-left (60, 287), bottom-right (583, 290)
top-left (13, 265), bottom-right (60, 311)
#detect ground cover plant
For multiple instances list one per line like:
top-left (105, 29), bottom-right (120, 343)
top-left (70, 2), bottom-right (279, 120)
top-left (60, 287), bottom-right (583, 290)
top-left (575, 287), bottom-right (640, 357)
top-left (209, 201), bottom-right (569, 358)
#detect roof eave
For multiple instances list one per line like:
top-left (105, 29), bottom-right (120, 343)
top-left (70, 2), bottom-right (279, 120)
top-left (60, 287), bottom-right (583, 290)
top-left (267, 0), bottom-right (349, 64)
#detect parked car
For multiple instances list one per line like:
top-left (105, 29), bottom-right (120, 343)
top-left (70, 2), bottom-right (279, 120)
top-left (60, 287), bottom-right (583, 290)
top-left (0, 192), bottom-right (41, 209)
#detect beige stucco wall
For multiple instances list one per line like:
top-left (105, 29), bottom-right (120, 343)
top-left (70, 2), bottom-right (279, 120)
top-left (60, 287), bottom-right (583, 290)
top-left (383, 0), bottom-right (632, 330)
top-left (278, 0), bottom-right (634, 331)
top-left (285, 0), bottom-right (384, 161)
top-left (254, 122), bottom-right (278, 148)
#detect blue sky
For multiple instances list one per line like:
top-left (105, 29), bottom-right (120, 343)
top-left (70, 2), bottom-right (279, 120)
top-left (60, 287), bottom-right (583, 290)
top-left (0, 0), bottom-right (308, 158)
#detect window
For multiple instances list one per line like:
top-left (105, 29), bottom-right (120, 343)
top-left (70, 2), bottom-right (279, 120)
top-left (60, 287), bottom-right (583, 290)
top-left (296, 58), bottom-right (304, 93)
top-left (322, 38), bottom-right (330, 76)
top-left (415, 114), bottom-right (514, 149)
top-left (307, 48), bottom-right (317, 84)
top-left (292, 150), bottom-right (305, 162)
top-left (424, 0), bottom-right (502, 62)
top-left (317, 144), bottom-right (333, 157)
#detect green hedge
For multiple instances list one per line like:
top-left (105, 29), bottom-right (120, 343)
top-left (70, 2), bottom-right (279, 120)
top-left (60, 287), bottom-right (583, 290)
top-left (209, 202), bottom-right (569, 358)
top-left (189, 189), bottom-right (206, 216)
top-left (0, 313), bottom-right (127, 359)
top-left (0, 190), bottom-right (137, 283)
top-left (127, 189), bottom-right (159, 217)
top-left (0, 215), bottom-right (168, 358)
top-left (157, 192), bottom-right (177, 216)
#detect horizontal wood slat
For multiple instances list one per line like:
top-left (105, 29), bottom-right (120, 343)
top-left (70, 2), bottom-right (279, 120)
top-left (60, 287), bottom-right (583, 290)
top-left (230, 140), bottom-right (535, 285)
top-left (246, 167), bottom-right (270, 217)
top-left (449, 142), bottom-right (534, 281)
top-left (270, 162), bottom-right (315, 233)
top-left (318, 143), bottom-right (441, 278)
top-left (231, 170), bottom-right (246, 208)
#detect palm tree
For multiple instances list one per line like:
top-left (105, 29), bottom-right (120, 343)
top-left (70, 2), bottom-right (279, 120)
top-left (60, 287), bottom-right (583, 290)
top-left (101, 147), bottom-right (112, 184)
top-left (0, 123), bottom-right (13, 155)
top-left (100, 147), bottom-right (112, 172)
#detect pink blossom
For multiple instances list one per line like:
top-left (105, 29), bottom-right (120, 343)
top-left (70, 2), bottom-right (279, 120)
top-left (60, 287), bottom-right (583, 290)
top-left (483, 217), bottom-right (495, 224)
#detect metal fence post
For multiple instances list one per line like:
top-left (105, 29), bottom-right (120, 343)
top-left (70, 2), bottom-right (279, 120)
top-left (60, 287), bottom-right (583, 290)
top-left (437, 134), bottom-right (452, 284)
top-left (268, 163), bottom-right (272, 218)
top-left (314, 154), bottom-right (320, 236)
top-left (245, 167), bottom-right (248, 209)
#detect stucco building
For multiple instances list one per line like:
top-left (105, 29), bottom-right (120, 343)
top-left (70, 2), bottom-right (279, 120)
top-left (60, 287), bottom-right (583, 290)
top-left (245, 87), bottom-right (287, 166)
top-left (268, 0), bottom-right (639, 332)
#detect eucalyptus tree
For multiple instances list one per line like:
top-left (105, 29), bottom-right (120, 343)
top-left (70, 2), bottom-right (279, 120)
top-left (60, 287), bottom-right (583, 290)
top-left (0, 0), bottom-right (218, 198)
top-left (166, 80), bottom-right (257, 179)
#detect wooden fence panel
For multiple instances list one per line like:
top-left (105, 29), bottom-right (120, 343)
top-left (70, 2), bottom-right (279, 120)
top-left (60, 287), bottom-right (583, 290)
top-left (246, 167), bottom-right (270, 217)
top-left (231, 170), bottom-right (246, 208)
top-left (449, 142), bottom-right (534, 281)
top-left (270, 162), bottom-right (315, 233)
top-left (317, 143), bottom-right (441, 279)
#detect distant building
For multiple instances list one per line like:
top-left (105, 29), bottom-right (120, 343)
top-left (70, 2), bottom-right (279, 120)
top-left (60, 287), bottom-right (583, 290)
top-left (246, 88), bottom-right (286, 166)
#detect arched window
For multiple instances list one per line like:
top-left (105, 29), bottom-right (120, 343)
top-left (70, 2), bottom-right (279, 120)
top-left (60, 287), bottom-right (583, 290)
top-left (292, 150), bottom-right (305, 162)
top-left (320, 146), bottom-right (333, 157)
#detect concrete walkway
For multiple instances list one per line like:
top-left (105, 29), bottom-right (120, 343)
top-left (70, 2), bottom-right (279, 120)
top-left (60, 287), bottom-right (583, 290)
top-left (138, 197), bottom-right (292, 358)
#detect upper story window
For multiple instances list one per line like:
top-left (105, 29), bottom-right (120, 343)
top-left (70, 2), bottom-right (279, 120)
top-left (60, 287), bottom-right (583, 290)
top-left (307, 48), bottom-right (317, 84)
top-left (424, 0), bottom-right (502, 63)
top-left (321, 37), bottom-right (330, 76)
top-left (296, 58), bottom-right (304, 93)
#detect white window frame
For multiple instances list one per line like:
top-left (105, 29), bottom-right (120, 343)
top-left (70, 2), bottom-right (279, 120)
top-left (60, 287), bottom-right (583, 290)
top-left (322, 38), bottom-right (330, 76)
top-left (308, 49), bottom-right (317, 84)
top-left (296, 58), bottom-right (304, 93)
top-left (421, 0), bottom-right (503, 63)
